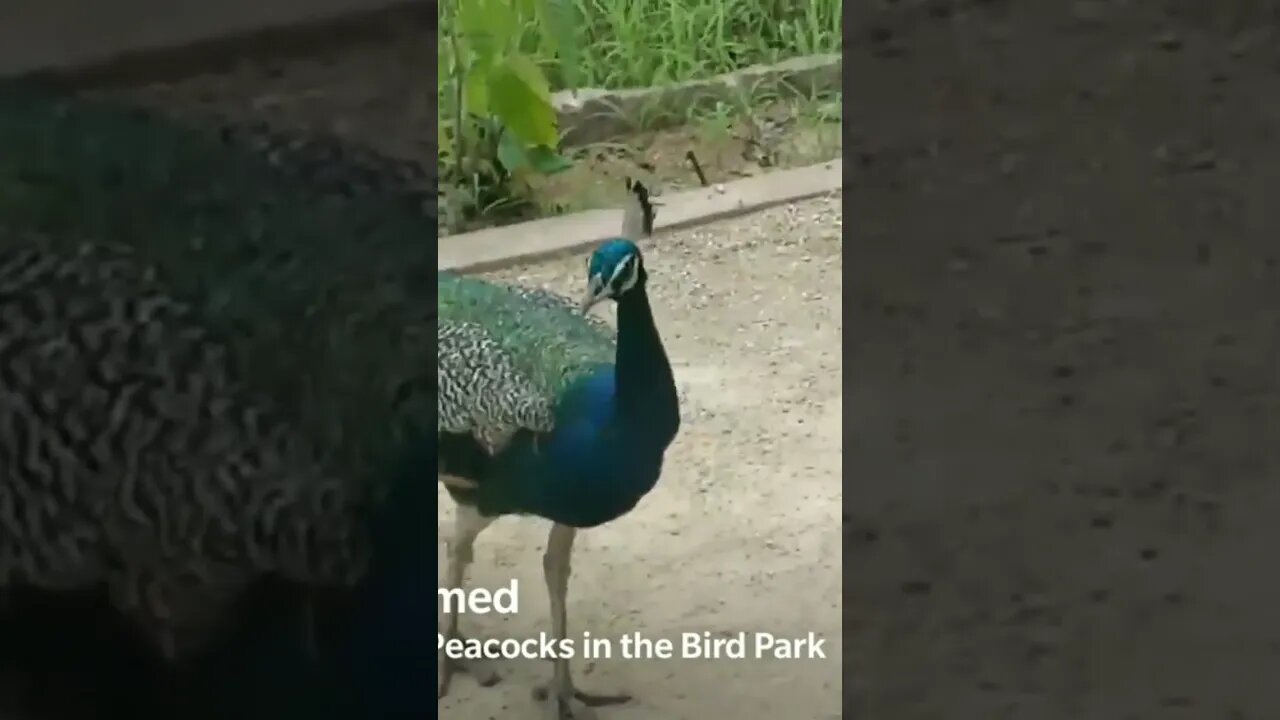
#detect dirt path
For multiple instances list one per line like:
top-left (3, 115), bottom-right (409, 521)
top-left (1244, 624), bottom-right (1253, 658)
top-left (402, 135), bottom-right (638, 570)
top-left (437, 195), bottom-right (844, 720)
top-left (850, 3), bottom-right (1280, 718)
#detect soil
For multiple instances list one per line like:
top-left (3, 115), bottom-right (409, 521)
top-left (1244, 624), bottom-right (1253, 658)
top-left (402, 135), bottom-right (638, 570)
top-left (525, 98), bottom-right (842, 218)
top-left (849, 2), bottom-right (1280, 718)
top-left (439, 195), bottom-right (844, 720)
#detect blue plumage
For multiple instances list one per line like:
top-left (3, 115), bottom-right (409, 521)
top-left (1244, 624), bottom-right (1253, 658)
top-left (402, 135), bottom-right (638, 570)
top-left (475, 364), bottom-right (671, 528)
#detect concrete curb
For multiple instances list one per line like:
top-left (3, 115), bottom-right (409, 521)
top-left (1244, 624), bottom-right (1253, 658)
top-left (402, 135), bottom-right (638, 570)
top-left (440, 159), bottom-right (842, 274)
top-left (553, 54), bottom-right (843, 147)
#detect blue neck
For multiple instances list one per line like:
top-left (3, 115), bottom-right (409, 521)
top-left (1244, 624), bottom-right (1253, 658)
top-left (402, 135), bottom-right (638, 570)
top-left (615, 287), bottom-right (678, 443)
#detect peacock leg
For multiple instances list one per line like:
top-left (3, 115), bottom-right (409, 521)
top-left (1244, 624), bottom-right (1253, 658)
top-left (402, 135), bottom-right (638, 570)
top-left (439, 502), bottom-right (500, 698)
top-left (535, 523), bottom-right (631, 720)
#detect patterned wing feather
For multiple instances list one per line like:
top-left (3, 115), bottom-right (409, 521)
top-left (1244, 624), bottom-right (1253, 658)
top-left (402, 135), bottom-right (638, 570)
top-left (0, 233), bottom-right (368, 658)
top-left (0, 89), bottom-right (447, 661)
top-left (438, 321), bottom-right (555, 453)
top-left (437, 273), bottom-right (614, 447)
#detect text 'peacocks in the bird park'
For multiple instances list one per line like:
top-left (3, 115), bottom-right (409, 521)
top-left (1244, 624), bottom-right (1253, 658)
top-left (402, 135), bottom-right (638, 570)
top-left (438, 178), bottom-right (681, 720)
top-left (0, 84), bottom-right (439, 719)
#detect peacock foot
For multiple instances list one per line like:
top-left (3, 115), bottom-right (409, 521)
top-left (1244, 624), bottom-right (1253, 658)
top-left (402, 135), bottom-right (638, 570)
top-left (533, 683), bottom-right (631, 719)
top-left (438, 634), bottom-right (502, 698)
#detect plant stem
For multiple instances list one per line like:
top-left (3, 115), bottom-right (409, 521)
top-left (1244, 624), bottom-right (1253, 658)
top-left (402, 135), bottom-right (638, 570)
top-left (686, 150), bottom-right (709, 186)
top-left (449, 20), bottom-right (466, 233)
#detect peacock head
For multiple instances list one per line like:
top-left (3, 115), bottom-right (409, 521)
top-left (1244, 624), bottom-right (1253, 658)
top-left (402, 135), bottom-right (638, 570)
top-left (580, 238), bottom-right (645, 314)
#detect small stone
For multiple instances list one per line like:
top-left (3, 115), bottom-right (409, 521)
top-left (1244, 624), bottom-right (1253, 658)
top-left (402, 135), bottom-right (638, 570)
top-left (1186, 150), bottom-right (1217, 171)
top-left (1154, 32), bottom-right (1182, 51)
top-left (1070, 0), bottom-right (1106, 27)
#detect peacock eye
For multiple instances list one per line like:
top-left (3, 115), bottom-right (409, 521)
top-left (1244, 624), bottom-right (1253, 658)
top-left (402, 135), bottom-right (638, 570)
top-left (608, 255), bottom-right (634, 286)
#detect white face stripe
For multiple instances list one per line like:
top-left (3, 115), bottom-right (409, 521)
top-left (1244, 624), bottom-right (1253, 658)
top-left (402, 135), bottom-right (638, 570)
top-left (606, 256), bottom-right (631, 284)
top-left (617, 263), bottom-right (639, 294)
top-left (609, 254), bottom-right (639, 295)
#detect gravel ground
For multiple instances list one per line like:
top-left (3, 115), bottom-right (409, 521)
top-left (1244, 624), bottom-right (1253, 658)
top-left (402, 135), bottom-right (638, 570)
top-left (850, 3), bottom-right (1280, 718)
top-left (437, 194), bottom-right (843, 720)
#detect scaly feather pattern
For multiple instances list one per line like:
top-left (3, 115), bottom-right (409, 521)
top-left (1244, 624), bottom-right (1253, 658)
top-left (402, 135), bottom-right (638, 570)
top-left (0, 81), bottom-right (438, 715)
top-left (438, 272), bottom-right (615, 393)
top-left (0, 232), bottom-right (364, 656)
top-left (437, 320), bottom-right (557, 453)
top-left (437, 272), bottom-right (615, 456)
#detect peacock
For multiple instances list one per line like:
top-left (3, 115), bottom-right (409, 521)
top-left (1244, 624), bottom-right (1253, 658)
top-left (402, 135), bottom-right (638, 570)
top-left (0, 82), bottom-right (440, 718)
top-left (437, 178), bottom-right (681, 720)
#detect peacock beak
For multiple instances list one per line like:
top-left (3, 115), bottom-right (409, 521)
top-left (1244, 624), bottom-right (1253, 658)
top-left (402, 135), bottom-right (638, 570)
top-left (581, 273), bottom-right (607, 313)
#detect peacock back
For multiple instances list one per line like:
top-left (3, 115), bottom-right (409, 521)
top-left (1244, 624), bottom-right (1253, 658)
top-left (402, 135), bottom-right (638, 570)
top-left (438, 272), bottom-right (615, 399)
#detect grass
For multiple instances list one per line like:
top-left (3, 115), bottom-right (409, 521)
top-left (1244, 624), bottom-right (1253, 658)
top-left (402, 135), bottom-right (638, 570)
top-left (437, 0), bottom-right (842, 232)
top-left (439, 79), bottom-right (843, 235)
top-left (484, 86), bottom-right (843, 224)
top-left (440, 0), bottom-right (842, 91)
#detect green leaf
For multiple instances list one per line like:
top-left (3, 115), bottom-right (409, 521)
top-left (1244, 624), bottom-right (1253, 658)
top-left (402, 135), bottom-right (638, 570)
top-left (496, 129), bottom-right (530, 173)
top-left (456, 0), bottom-right (516, 65)
top-left (513, 0), bottom-right (538, 23)
top-left (536, 0), bottom-right (582, 89)
top-left (438, 40), bottom-right (453, 83)
top-left (463, 70), bottom-right (490, 117)
top-left (502, 53), bottom-right (552, 105)
top-left (488, 55), bottom-right (558, 147)
top-left (527, 145), bottom-right (573, 175)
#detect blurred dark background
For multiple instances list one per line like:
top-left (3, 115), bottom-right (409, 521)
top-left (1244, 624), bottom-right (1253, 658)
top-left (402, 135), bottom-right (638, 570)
top-left (849, 1), bottom-right (1280, 717)
top-left (0, 3), bottom-right (436, 719)
top-left (0, 0), bottom-right (421, 79)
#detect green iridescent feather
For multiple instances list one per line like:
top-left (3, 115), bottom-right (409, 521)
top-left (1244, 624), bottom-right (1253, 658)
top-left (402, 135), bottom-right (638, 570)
top-left (438, 271), bottom-right (615, 397)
